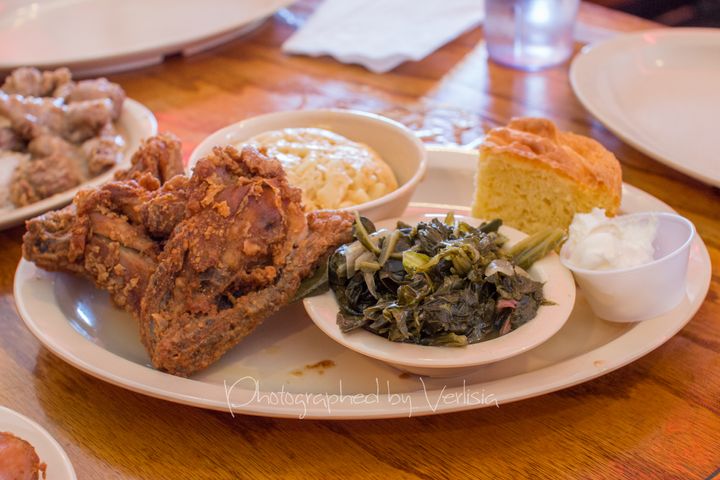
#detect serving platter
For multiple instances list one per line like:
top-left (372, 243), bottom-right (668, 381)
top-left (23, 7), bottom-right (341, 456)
top-left (0, 406), bottom-right (76, 479)
top-left (0, 0), bottom-right (293, 77)
top-left (14, 147), bottom-right (711, 419)
top-left (570, 28), bottom-right (720, 187)
top-left (0, 98), bottom-right (157, 229)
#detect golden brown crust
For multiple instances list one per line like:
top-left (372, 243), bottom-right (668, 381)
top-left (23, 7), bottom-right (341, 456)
top-left (481, 117), bottom-right (622, 210)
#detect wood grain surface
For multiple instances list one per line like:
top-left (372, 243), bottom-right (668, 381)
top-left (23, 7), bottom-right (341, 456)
top-left (1, 2), bottom-right (719, 479)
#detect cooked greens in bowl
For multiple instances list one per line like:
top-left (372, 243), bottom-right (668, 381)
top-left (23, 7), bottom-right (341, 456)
top-left (302, 210), bottom-right (576, 376)
top-left (328, 213), bottom-right (565, 347)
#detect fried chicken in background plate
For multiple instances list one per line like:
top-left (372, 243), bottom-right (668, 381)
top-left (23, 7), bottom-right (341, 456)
top-left (1, 67), bottom-right (72, 98)
top-left (9, 134), bottom-right (88, 206)
top-left (1, 67), bottom-right (126, 207)
top-left (23, 134), bottom-right (354, 376)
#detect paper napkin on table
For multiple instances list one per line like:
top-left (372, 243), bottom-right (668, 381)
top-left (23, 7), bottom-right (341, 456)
top-left (282, 0), bottom-right (485, 73)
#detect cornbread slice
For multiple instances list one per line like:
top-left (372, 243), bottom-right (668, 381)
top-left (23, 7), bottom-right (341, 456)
top-left (471, 118), bottom-right (622, 235)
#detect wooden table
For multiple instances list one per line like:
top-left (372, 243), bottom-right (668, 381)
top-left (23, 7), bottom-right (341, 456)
top-left (2, 2), bottom-right (719, 478)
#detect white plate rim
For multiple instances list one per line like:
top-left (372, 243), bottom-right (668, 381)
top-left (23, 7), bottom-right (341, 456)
top-left (0, 98), bottom-right (158, 229)
top-left (303, 213), bottom-right (577, 370)
top-left (0, 406), bottom-right (77, 479)
top-left (12, 146), bottom-right (712, 419)
top-left (0, 0), bottom-right (294, 72)
top-left (569, 27), bottom-right (720, 187)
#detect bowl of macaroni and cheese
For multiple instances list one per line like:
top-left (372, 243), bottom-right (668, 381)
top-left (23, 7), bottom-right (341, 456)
top-left (188, 109), bottom-right (426, 220)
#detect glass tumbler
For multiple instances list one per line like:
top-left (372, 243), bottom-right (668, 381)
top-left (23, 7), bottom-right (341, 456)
top-left (484, 0), bottom-right (579, 71)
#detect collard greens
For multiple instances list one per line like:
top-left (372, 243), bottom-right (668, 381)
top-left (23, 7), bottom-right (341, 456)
top-left (329, 213), bottom-right (563, 347)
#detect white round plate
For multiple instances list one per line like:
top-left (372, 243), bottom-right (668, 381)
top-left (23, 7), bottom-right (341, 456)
top-left (570, 28), bottom-right (720, 187)
top-left (13, 147), bottom-right (711, 419)
top-left (0, 406), bottom-right (76, 479)
top-left (304, 213), bottom-right (576, 377)
top-left (0, 98), bottom-right (157, 229)
top-left (0, 0), bottom-right (293, 76)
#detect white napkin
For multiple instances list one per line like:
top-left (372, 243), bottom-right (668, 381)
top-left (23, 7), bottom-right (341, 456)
top-left (283, 0), bottom-right (485, 73)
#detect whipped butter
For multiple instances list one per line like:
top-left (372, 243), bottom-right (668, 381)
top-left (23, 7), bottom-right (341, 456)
top-left (565, 209), bottom-right (658, 270)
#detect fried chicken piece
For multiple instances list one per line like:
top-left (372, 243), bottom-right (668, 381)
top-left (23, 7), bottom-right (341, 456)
top-left (0, 69), bottom-right (127, 207)
top-left (140, 146), bottom-right (353, 375)
top-left (9, 131), bottom-right (124, 207)
top-left (139, 146), bottom-right (305, 349)
top-left (1, 66), bottom-right (71, 97)
top-left (145, 210), bottom-right (353, 376)
top-left (9, 150), bottom-right (84, 206)
top-left (63, 78), bottom-right (126, 120)
top-left (23, 178), bottom-right (162, 313)
top-left (0, 92), bottom-right (113, 143)
top-left (0, 432), bottom-right (47, 480)
top-left (22, 203), bottom-right (86, 275)
top-left (9, 134), bottom-right (85, 207)
top-left (1, 68), bottom-right (124, 120)
top-left (26, 134), bottom-right (80, 160)
top-left (77, 182), bottom-right (162, 312)
top-left (22, 135), bottom-right (185, 313)
top-left (116, 132), bottom-right (184, 184)
top-left (80, 123), bottom-right (124, 176)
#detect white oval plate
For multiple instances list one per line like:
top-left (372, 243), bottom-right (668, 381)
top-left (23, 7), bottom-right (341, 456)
top-left (0, 0), bottom-right (293, 76)
top-left (0, 406), bottom-right (76, 479)
top-left (0, 98), bottom-right (157, 229)
top-left (304, 213), bottom-right (576, 376)
top-left (13, 147), bottom-right (711, 419)
top-left (570, 28), bottom-right (720, 187)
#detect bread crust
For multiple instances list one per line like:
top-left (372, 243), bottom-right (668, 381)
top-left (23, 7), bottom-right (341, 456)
top-left (481, 118), bottom-right (622, 212)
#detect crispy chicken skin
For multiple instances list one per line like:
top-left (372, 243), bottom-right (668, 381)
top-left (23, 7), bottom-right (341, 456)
top-left (0, 431), bottom-right (47, 480)
top-left (116, 132), bottom-right (185, 184)
top-left (140, 146), bottom-right (353, 375)
top-left (145, 209), bottom-right (353, 376)
top-left (140, 146), bottom-right (308, 369)
top-left (23, 136), bottom-right (355, 376)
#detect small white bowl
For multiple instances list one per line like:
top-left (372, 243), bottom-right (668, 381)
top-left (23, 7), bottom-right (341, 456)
top-left (188, 109), bottom-right (427, 221)
top-left (303, 213), bottom-right (576, 377)
top-left (560, 212), bottom-right (695, 322)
